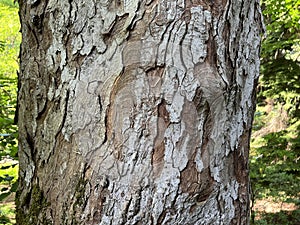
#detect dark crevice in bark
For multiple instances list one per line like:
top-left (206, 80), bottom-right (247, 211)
top-left (98, 95), bottom-right (103, 113)
top-left (200, 101), bottom-right (211, 141)
top-left (14, 71), bottom-right (21, 125)
top-left (192, 86), bottom-right (203, 111)
top-left (156, 12), bottom-right (173, 44)
top-left (102, 112), bottom-right (108, 145)
top-left (106, 13), bottom-right (130, 37)
top-left (121, 197), bottom-right (132, 224)
top-left (181, 7), bottom-right (191, 23)
top-left (155, 19), bottom-right (177, 64)
top-left (224, 21), bottom-right (235, 86)
top-left (67, 0), bottom-right (73, 27)
top-left (145, 64), bottom-right (165, 73)
top-left (30, 0), bottom-right (41, 8)
top-left (26, 22), bottom-right (40, 49)
top-left (25, 128), bottom-right (35, 157)
top-left (36, 99), bottom-right (48, 122)
top-left (60, 89), bottom-right (70, 134)
top-left (233, 134), bottom-right (251, 223)
top-left (157, 210), bottom-right (167, 224)
top-left (128, 1), bottom-right (143, 31)
top-left (195, 186), bottom-right (213, 203)
top-left (31, 14), bottom-right (43, 32)
top-left (102, 103), bottom-right (112, 145)
top-left (152, 98), bottom-right (169, 176)
top-left (41, 91), bottom-right (70, 164)
top-left (179, 21), bottom-right (188, 72)
top-left (208, 36), bottom-right (218, 66)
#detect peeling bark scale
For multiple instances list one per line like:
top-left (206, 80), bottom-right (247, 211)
top-left (17, 0), bottom-right (264, 224)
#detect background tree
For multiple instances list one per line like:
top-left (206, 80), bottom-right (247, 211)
top-left (17, 0), bottom-right (263, 224)
top-left (250, 0), bottom-right (300, 223)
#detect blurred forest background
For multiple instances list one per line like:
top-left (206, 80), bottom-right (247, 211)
top-left (0, 0), bottom-right (299, 224)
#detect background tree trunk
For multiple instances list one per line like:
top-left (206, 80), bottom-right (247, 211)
top-left (17, 0), bottom-right (263, 224)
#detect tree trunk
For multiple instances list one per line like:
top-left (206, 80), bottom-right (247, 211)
top-left (17, 0), bottom-right (263, 224)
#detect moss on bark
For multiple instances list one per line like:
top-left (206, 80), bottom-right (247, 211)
top-left (16, 184), bottom-right (50, 225)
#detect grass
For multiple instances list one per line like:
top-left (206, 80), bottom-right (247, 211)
top-left (252, 197), bottom-right (300, 225)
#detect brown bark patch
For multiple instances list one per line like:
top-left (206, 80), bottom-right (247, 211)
top-left (146, 66), bottom-right (165, 98)
top-left (106, 68), bottom-right (132, 140)
top-left (234, 131), bottom-right (250, 184)
top-left (180, 159), bottom-right (214, 204)
top-left (180, 159), bottom-right (200, 194)
top-left (106, 68), bottom-right (137, 160)
top-left (157, 99), bottom-right (170, 125)
top-left (211, 0), bottom-right (228, 15)
top-left (146, 66), bottom-right (165, 78)
top-left (152, 141), bottom-right (165, 177)
top-left (152, 99), bottom-right (169, 176)
top-left (233, 130), bottom-right (251, 224)
top-left (105, 13), bottom-right (129, 36)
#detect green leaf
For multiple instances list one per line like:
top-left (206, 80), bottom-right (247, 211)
top-left (0, 192), bottom-right (10, 201)
top-left (10, 180), bottom-right (18, 192)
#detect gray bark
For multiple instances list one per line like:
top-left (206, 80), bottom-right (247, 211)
top-left (17, 0), bottom-right (263, 224)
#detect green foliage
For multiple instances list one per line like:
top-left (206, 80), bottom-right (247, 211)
top-left (0, 161), bottom-right (18, 202)
top-left (261, 0), bottom-right (300, 57)
top-left (0, 0), bottom-right (20, 224)
top-left (0, 0), bottom-right (20, 160)
top-left (253, 210), bottom-right (300, 225)
top-left (259, 0), bottom-right (300, 105)
top-left (250, 0), bottom-right (300, 224)
top-left (251, 130), bottom-right (300, 198)
top-left (0, 0), bottom-right (18, 8)
top-left (0, 202), bottom-right (16, 225)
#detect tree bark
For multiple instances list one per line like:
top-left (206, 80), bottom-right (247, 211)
top-left (17, 0), bottom-right (263, 224)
